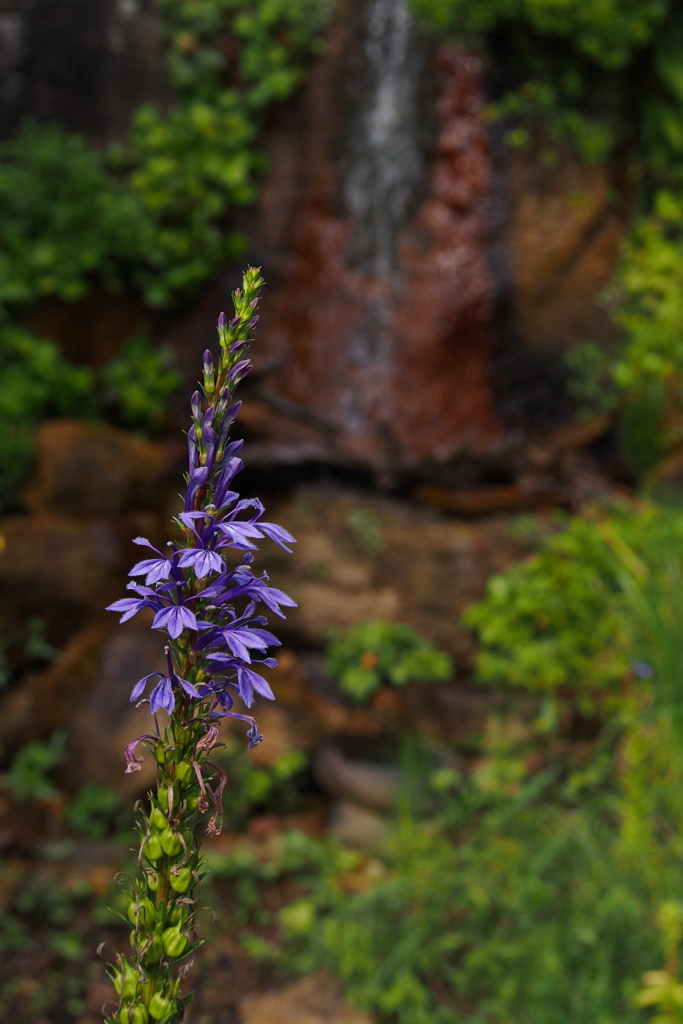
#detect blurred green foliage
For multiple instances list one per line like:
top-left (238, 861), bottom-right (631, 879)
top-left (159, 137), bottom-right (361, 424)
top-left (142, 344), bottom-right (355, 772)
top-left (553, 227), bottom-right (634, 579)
top-left (570, 193), bottom-right (683, 472)
top-left (0, 325), bottom-right (179, 509)
top-left (326, 620), bottom-right (453, 702)
top-left (464, 502), bottom-right (683, 706)
top-left (4, 731), bottom-right (65, 802)
top-left (214, 735), bottom-right (308, 829)
top-left (0, 1), bottom-right (333, 315)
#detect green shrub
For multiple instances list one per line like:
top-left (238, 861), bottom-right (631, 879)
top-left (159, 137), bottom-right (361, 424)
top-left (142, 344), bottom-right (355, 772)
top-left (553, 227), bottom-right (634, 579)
top-left (326, 621), bottom-right (453, 703)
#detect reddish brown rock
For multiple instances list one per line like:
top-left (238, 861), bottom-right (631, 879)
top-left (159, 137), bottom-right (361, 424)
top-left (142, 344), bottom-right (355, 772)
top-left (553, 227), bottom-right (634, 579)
top-left (505, 148), bottom-right (625, 351)
top-left (257, 41), bottom-right (501, 471)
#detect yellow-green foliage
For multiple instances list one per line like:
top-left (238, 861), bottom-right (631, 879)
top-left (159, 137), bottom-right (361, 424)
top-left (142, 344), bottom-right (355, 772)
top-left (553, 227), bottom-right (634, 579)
top-left (465, 504), bottom-right (683, 702)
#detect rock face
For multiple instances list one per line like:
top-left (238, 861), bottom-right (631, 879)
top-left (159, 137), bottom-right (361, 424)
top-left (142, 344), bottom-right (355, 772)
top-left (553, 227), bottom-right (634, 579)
top-left (258, 23), bottom-right (500, 471)
top-left (259, 482), bottom-right (536, 666)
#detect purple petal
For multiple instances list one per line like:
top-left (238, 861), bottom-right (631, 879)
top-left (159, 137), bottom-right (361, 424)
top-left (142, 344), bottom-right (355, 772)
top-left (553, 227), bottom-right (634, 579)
top-left (133, 537), bottom-right (163, 555)
top-left (237, 665), bottom-right (275, 706)
top-left (131, 672), bottom-right (161, 701)
top-left (150, 677), bottom-right (175, 714)
top-left (254, 584), bottom-right (297, 618)
top-left (129, 558), bottom-right (172, 585)
top-left (258, 522), bottom-right (296, 553)
top-left (152, 604), bottom-right (198, 639)
top-left (176, 675), bottom-right (202, 700)
top-left (106, 597), bottom-right (148, 623)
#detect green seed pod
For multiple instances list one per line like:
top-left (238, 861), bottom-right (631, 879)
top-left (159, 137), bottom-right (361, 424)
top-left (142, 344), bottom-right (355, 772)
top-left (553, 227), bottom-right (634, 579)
top-left (170, 904), bottom-right (189, 927)
top-left (162, 925), bottom-right (189, 959)
top-left (149, 992), bottom-right (177, 1020)
top-left (158, 785), bottom-right (169, 810)
top-left (186, 794), bottom-right (199, 812)
top-left (160, 827), bottom-right (182, 857)
top-left (149, 807), bottom-right (168, 832)
top-left (176, 761), bottom-right (194, 786)
top-left (130, 1008), bottom-right (150, 1024)
top-left (147, 870), bottom-right (160, 892)
top-left (169, 866), bottom-right (193, 894)
top-left (141, 933), bottom-right (164, 963)
top-left (120, 963), bottom-right (140, 1000)
top-left (127, 897), bottom-right (156, 928)
top-left (144, 835), bottom-right (164, 863)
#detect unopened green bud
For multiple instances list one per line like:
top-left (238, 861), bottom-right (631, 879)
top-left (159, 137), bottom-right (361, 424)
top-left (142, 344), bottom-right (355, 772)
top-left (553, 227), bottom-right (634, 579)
top-left (127, 896), bottom-right (156, 928)
top-left (170, 867), bottom-right (193, 894)
top-left (145, 835), bottom-right (164, 863)
top-left (162, 925), bottom-right (189, 959)
top-left (149, 992), bottom-right (178, 1020)
top-left (160, 827), bottom-right (182, 857)
top-left (149, 807), bottom-right (167, 832)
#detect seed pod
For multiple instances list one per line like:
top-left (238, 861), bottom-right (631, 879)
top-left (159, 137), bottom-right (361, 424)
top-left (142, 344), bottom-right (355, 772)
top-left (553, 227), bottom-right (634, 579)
top-left (141, 933), bottom-right (164, 963)
top-left (160, 827), bottom-right (182, 857)
top-left (120, 1004), bottom-right (149, 1024)
top-left (127, 897), bottom-right (156, 928)
top-left (149, 992), bottom-right (178, 1020)
top-left (170, 904), bottom-right (189, 927)
top-left (145, 835), bottom-right (164, 863)
top-left (120, 962), bottom-right (140, 1000)
top-left (149, 807), bottom-right (168, 832)
top-left (162, 925), bottom-right (189, 959)
top-left (169, 867), bottom-right (193, 894)
top-left (176, 761), bottom-right (194, 786)
top-left (158, 785), bottom-right (169, 810)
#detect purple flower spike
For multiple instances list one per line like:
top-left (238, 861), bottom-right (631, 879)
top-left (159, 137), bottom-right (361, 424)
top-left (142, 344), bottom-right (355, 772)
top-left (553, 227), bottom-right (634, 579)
top-left (108, 271), bottom-right (295, 749)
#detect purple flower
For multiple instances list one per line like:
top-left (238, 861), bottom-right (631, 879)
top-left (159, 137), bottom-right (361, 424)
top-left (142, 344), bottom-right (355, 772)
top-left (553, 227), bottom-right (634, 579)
top-left (131, 652), bottom-right (202, 716)
top-left (152, 604), bottom-right (198, 640)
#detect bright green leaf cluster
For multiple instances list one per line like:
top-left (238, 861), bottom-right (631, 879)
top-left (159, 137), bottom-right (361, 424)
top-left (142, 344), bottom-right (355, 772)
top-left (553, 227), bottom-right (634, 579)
top-left (326, 621), bottom-right (453, 703)
top-left (464, 504), bottom-right (683, 700)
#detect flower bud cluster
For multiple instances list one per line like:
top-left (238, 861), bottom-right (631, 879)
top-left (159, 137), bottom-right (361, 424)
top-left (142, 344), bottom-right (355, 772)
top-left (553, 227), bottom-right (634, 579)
top-left (103, 269), bottom-right (295, 1023)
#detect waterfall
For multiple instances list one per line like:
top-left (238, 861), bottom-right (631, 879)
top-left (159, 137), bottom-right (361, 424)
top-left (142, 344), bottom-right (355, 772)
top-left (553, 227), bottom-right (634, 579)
top-left (342, 0), bottom-right (429, 277)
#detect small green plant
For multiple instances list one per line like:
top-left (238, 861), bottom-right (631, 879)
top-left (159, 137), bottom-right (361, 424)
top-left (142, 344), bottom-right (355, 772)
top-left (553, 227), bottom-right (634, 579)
top-left (5, 731), bottom-right (65, 802)
top-left (65, 782), bottom-right (127, 840)
top-left (326, 621), bottom-right (453, 703)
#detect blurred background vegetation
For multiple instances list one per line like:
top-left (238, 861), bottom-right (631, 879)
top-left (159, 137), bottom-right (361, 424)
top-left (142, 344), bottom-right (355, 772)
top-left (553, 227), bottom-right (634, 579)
top-left (6, 0), bottom-right (683, 1022)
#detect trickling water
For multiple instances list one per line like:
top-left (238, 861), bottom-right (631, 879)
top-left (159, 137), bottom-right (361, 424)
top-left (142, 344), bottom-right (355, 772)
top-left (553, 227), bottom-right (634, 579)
top-left (342, 0), bottom-right (429, 277)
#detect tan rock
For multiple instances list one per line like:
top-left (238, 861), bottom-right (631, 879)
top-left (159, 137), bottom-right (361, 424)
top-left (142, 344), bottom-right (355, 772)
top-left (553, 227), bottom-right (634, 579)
top-left (239, 972), bottom-right (374, 1024)
top-left (506, 148), bottom-right (625, 351)
top-left (22, 419), bottom-right (168, 519)
top-left (260, 483), bottom-right (533, 667)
